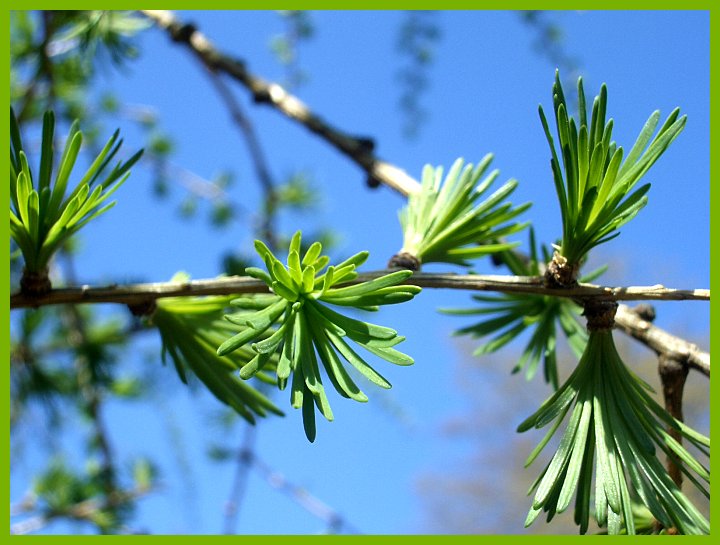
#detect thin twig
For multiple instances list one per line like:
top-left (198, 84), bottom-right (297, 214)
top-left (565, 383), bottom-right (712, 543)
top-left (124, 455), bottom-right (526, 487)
top-left (11, 274), bottom-right (710, 380)
top-left (9, 273), bottom-right (709, 310)
top-left (60, 253), bottom-right (119, 503)
top-left (657, 354), bottom-right (689, 488)
top-left (246, 453), bottom-right (361, 534)
top-left (222, 424), bottom-right (256, 535)
top-left (205, 69), bottom-right (279, 248)
top-left (615, 304), bottom-right (710, 377)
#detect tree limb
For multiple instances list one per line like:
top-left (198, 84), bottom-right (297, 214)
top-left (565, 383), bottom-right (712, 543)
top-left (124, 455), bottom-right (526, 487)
top-left (125, 10), bottom-right (712, 381)
top-left (10, 272), bottom-right (708, 308)
top-left (614, 304), bottom-right (710, 377)
top-left (140, 9), bottom-right (420, 196)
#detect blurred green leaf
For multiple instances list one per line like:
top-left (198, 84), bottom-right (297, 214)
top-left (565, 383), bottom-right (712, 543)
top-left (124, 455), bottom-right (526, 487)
top-left (153, 273), bottom-right (283, 425)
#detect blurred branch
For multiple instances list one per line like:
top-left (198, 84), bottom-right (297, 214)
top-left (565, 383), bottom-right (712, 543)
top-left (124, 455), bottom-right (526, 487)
top-left (615, 303), bottom-right (710, 377)
top-left (658, 354), bottom-right (690, 490)
top-left (518, 11), bottom-right (581, 86)
top-left (222, 424), bottom-right (257, 534)
top-left (243, 452), bottom-right (361, 534)
top-left (205, 69), bottom-right (278, 248)
top-left (60, 254), bottom-right (118, 502)
top-left (10, 486), bottom-right (151, 535)
top-left (140, 9), bottom-right (420, 196)
top-left (395, 11), bottom-right (440, 138)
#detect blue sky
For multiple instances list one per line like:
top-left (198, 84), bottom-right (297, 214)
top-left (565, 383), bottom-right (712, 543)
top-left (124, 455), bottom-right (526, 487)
top-left (10, 10), bottom-right (710, 534)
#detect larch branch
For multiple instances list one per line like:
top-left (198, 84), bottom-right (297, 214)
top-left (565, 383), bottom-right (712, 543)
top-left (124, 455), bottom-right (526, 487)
top-left (128, 11), bottom-right (711, 379)
top-left (140, 9), bottom-right (420, 197)
top-left (10, 272), bottom-right (709, 309)
top-left (615, 304), bottom-right (710, 377)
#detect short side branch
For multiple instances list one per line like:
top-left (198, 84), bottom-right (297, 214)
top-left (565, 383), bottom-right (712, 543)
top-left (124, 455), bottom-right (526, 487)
top-left (615, 304), bottom-right (710, 377)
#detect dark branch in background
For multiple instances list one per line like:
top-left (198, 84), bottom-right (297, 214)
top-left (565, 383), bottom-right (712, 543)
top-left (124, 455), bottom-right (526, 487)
top-left (205, 68), bottom-right (279, 249)
top-left (395, 11), bottom-right (440, 138)
top-left (241, 452), bottom-right (361, 534)
top-left (616, 307), bottom-right (697, 490)
top-left (140, 10), bottom-right (419, 196)
top-left (658, 354), bottom-right (690, 488)
top-left (222, 424), bottom-right (257, 534)
top-left (59, 254), bottom-right (119, 507)
top-left (616, 305), bottom-right (706, 490)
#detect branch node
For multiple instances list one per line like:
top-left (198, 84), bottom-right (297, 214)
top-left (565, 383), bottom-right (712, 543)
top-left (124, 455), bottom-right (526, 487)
top-left (127, 299), bottom-right (157, 318)
top-left (633, 303), bottom-right (657, 322)
top-left (253, 88), bottom-right (272, 104)
top-left (545, 251), bottom-right (579, 288)
top-left (20, 268), bottom-right (51, 298)
top-left (584, 299), bottom-right (618, 331)
top-left (365, 174), bottom-right (382, 189)
top-left (170, 21), bottom-right (197, 43)
top-left (387, 252), bottom-right (421, 271)
top-left (355, 137), bottom-right (375, 153)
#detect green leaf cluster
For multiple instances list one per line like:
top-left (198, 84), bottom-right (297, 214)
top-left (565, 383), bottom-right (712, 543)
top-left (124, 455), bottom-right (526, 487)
top-left (32, 456), bottom-right (149, 533)
top-left (153, 273), bottom-right (283, 424)
top-left (442, 230), bottom-right (601, 389)
top-left (55, 11), bottom-right (150, 66)
top-left (518, 329), bottom-right (709, 535)
top-left (541, 70), bottom-right (686, 265)
top-left (10, 108), bottom-right (142, 277)
top-left (217, 231), bottom-right (420, 441)
top-left (397, 156), bottom-right (529, 267)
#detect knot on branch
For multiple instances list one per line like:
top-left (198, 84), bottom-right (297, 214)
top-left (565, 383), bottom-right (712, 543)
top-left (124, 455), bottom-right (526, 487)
top-left (584, 299), bottom-right (618, 331)
top-left (169, 21), bottom-right (197, 43)
top-left (127, 299), bottom-right (157, 318)
top-left (387, 252), bottom-right (421, 271)
top-left (252, 88), bottom-right (272, 104)
top-left (355, 137), bottom-right (375, 154)
top-left (633, 303), bottom-right (657, 322)
top-left (365, 174), bottom-right (381, 189)
top-left (20, 268), bottom-right (51, 298)
top-left (238, 448), bottom-right (254, 464)
top-left (545, 251), bottom-right (579, 288)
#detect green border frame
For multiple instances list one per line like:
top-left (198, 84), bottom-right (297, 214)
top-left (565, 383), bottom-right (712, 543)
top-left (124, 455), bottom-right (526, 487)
top-left (4, 4), bottom-right (716, 541)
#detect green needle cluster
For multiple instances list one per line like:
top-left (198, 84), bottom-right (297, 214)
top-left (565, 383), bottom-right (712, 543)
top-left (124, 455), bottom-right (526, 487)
top-left (519, 329), bottom-right (709, 535)
top-left (442, 231), bottom-right (599, 389)
top-left (153, 273), bottom-right (283, 424)
top-left (217, 231), bottom-right (421, 442)
top-left (540, 71), bottom-right (686, 267)
top-left (10, 109), bottom-right (142, 288)
top-left (395, 156), bottom-right (529, 268)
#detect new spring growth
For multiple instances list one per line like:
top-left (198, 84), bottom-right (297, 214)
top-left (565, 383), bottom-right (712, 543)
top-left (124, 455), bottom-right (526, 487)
top-left (217, 231), bottom-right (421, 441)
